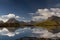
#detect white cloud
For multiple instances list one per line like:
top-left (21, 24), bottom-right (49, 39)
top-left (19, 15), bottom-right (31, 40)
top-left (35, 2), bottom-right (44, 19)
top-left (32, 8), bottom-right (60, 21)
top-left (0, 13), bottom-right (21, 22)
top-left (16, 16), bottom-right (20, 18)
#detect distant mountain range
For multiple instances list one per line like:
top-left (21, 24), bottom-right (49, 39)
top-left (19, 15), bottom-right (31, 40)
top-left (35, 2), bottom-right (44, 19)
top-left (0, 16), bottom-right (60, 25)
top-left (0, 17), bottom-right (35, 27)
top-left (0, 16), bottom-right (60, 33)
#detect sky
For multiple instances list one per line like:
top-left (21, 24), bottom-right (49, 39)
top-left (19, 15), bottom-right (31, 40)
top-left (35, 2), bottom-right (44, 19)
top-left (0, 0), bottom-right (60, 22)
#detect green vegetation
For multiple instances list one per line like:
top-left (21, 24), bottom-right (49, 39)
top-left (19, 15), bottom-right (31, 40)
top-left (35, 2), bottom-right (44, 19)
top-left (33, 20), bottom-right (57, 30)
top-left (3, 23), bottom-right (20, 27)
top-left (33, 16), bottom-right (60, 30)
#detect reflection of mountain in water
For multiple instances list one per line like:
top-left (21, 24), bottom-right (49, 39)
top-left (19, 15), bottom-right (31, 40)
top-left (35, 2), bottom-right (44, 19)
top-left (0, 27), bottom-right (60, 40)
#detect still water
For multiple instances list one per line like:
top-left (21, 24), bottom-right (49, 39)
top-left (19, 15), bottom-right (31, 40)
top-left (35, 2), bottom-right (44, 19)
top-left (0, 27), bottom-right (59, 40)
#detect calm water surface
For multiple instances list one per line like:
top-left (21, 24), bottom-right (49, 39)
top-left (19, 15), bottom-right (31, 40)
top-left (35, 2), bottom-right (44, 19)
top-left (0, 27), bottom-right (59, 40)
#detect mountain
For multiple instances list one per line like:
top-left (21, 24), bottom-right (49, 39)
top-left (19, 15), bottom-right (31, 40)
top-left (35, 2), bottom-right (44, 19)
top-left (35, 16), bottom-right (60, 26)
top-left (0, 21), bottom-right (4, 27)
top-left (0, 21), bottom-right (4, 24)
top-left (48, 16), bottom-right (60, 33)
top-left (34, 16), bottom-right (60, 33)
top-left (48, 16), bottom-right (60, 25)
top-left (5, 18), bottom-right (28, 27)
top-left (4, 18), bottom-right (20, 27)
top-left (6, 18), bottom-right (20, 23)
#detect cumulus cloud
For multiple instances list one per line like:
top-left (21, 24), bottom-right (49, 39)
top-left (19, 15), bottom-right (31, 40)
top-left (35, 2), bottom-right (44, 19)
top-left (32, 8), bottom-right (60, 21)
top-left (0, 13), bottom-right (21, 22)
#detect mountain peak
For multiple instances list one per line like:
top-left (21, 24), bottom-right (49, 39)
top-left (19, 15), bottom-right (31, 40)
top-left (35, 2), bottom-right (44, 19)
top-left (6, 18), bottom-right (19, 23)
top-left (48, 16), bottom-right (60, 20)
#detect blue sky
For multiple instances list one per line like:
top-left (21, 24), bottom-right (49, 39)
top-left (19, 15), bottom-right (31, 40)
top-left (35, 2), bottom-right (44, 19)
top-left (0, 0), bottom-right (60, 22)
